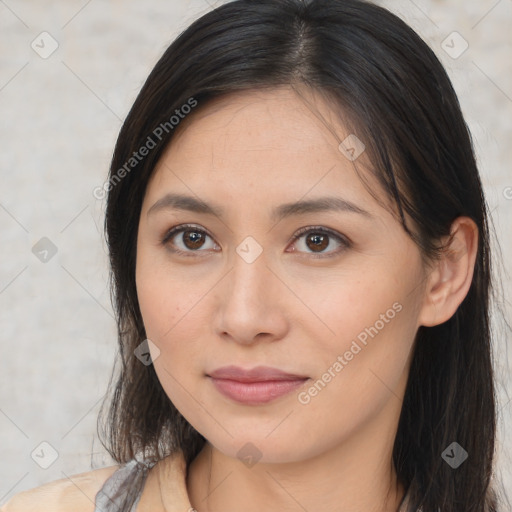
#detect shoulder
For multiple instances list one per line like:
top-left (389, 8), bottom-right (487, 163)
top-left (0, 465), bottom-right (121, 512)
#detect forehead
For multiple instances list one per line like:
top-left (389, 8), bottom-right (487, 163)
top-left (144, 86), bottom-right (393, 219)
top-left (169, 86), bottom-right (353, 156)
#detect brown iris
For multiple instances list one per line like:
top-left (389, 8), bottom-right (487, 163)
top-left (183, 230), bottom-right (206, 250)
top-left (306, 232), bottom-right (329, 252)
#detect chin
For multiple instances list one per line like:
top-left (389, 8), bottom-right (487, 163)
top-left (201, 428), bottom-right (321, 466)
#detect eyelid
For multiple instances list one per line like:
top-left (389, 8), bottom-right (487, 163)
top-left (160, 223), bottom-right (350, 258)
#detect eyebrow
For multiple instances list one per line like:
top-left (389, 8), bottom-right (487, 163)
top-left (147, 193), bottom-right (373, 221)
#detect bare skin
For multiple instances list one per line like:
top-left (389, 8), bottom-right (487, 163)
top-left (135, 86), bottom-right (478, 512)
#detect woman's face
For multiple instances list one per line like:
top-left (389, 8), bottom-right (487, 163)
top-left (136, 87), bottom-right (430, 463)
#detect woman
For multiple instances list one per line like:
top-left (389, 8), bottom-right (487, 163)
top-left (2, 0), bottom-right (503, 510)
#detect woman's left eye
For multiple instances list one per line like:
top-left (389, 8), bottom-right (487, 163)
top-left (160, 224), bottom-right (350, 259)
top-left (289, 226), bottom-right (350, 258)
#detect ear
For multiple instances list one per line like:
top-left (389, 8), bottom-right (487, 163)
top-left (418, 216), bottom-right (479, 327)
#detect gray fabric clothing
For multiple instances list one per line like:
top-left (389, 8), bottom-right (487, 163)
top-left (94, 459), bottom-right (155, 512)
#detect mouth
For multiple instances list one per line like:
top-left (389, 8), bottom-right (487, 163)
top-left (207, 365), bottom-right (309, 405)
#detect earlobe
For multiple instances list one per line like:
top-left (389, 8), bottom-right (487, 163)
top-left (418, 217), bottom-right (478, 327)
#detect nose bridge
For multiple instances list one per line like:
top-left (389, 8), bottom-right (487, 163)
top-left (229, 237), bottom-right (269, 302)
top-left (214, 237), bottom-right (278, 339)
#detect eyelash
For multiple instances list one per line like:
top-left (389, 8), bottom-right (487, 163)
top-left (160, 223), bottom-right (351, 259)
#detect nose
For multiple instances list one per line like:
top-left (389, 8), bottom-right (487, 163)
top-left (213, 248), bottom-right (288, 346)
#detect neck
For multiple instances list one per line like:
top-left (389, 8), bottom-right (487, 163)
top-left (185, 412), bottom-right (405, 512)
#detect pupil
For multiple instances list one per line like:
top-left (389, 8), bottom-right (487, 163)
top-left (308, 233), bottom-right (328, 252)
top-left (185, 231), bottom-right (204, 249)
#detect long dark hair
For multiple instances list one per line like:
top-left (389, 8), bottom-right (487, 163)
top-left (97, 1), bottom-right (504, 510)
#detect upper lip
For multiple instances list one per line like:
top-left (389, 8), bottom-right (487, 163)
top-left (208, 365), bottom-right (308, 382)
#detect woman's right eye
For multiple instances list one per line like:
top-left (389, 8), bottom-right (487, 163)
top-left (161, 224), bottom-right (218, 257)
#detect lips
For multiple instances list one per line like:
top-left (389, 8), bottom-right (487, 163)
top-left (207, 365), bottom-right (309, 405)
top-left (207, 365), bottom-right (308, 382)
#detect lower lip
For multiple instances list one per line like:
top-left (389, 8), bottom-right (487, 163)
top-left (209, 377), bottom-right (308, 405)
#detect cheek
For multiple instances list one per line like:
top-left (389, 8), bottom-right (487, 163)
top-left (136, 266), bottom-right (206, 411)
top-left (136, 251), bottom-right (200, 342)
top-left (294, 305), bottom-right (417, 447)
top-left (296, 269), bottom-right (420, 401)
top-left (136, 270), bottom-right (174, 341)
top-left (294, 272), bottom-right (393, 350)
top-left (306, 249), bottom-right (424, 357)
top-left (135, 256), bottom-right (211, 384)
